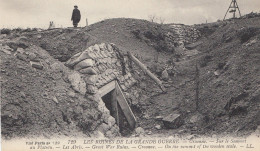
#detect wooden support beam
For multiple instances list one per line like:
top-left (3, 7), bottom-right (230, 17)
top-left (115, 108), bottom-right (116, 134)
top-left (115, 81), bottom-right (136, 129)
top-left (127, 51), bottom-right (166, 92)
top-left (97, 80), bottom-right (136, 129)
top-left (98, 80), bottom-right (115, 97)
top-left (111, 89), bottom-right (119, 125)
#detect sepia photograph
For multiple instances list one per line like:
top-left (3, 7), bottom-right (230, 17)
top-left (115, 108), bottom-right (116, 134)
top-left (0, 0), bottom-right (260, 151)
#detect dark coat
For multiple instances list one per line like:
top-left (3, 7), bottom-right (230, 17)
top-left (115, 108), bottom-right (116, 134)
top-left (71, 8), bottom-right (81, 23)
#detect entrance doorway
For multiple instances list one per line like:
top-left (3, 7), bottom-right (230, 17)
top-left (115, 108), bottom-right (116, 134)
top-left (98, 81), bottom-right (136, 133)
top-left (102, 91), bottom-right (113, 114)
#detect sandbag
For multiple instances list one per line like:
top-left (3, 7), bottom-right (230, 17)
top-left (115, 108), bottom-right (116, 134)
top-left (87, 85), bottom-right (98, 94)
top-left (99, 43), bottom-right (107, 50)
top-left (95, 51), bottom-right (102, 59)
top-left (100, 51), bottom-right (108, 58)
top-left (106, 44), bottom-right (113, 52)
top-left (74, 59), bottom-right (94, 70)
top-left (65, 51), bottom-right (93, 68)
top-left (67, 72), bottom-right (86, 95)
top-left (93, 44), bottom-right (101, 52)
top-left (65, 52), bottom-right (82, 67)
top-left (84, 75), bottom-right (97, 85)
top-left (79, 67), bottom-right (97, 75)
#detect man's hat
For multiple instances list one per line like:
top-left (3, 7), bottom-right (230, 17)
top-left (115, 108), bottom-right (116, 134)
top-left (74, 5), bottom-right (78, 8)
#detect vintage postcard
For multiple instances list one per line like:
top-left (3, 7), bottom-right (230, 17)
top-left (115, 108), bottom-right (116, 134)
top-left (1, 0), bottom-right (260, 151)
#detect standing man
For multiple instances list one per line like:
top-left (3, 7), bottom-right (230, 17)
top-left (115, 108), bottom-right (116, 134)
top-left (71, 5), bottom-right (81, 27)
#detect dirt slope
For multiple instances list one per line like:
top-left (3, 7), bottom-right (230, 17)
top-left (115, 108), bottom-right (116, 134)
top-left (136, 17), bottom-right (260, 137)
top-left (0, 41), bottom-right (102, 139)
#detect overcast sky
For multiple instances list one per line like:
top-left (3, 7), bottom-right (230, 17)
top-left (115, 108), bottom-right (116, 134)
top-left (0, 0), bottom-right (259, 28)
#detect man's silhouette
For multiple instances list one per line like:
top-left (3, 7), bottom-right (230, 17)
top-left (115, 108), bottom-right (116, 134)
top-left (71, 5), bottom-right (81, 27)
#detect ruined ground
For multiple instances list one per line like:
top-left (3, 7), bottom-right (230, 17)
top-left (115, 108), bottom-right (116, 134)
top-left (1, 15), bottom-right (260, 139)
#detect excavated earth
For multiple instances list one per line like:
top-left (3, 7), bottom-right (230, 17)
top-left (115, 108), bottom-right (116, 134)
top-left (1, 16), bottom-right (260, 139)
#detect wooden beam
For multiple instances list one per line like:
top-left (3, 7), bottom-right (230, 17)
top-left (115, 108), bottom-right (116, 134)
top-left (115, 81), bottom-right (136, 129)
top-left (127, 51), bottom-right (166, 92)
top-left (98, 80), bottom-right (115, 97)
top-left (111, 89), bottom-right (119, 125)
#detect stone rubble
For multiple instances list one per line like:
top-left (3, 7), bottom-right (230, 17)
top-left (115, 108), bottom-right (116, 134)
top-left (162, 113), bottom-right (183, 129)
top-left (168, 24), bottom-right (201, 45)
top-left (155, 125), bottom-right (162, 130)
top-left (0, 44), bottom-right (13, 55)
top-left (30, 61), bottom-right (43, 70)
top-left (135, 127), bottom-right (145, 136)
top-left (161, 69), bottom-right (169, 81)
top-left (67, 71), bottom-right (87, 95)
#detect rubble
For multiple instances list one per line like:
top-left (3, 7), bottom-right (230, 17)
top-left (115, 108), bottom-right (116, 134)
top-left (161, 69), bottom-right (169, 81)
top-left (67, 72), bottom-right (87, 95)
top-left (52, 96), bottom-right (59, 104)
top-left (214, 70), bottom-right (220, 76)
top-left (67, 91), bottom-right (76, 98)
top-left (155, 125), bottom-right (162, 130)
top-left (0, 44), bottom-right (13, 55)
top-left (1, 48), bottom-right (12, 55)
top-left (16, 53), bottom-right (28, 61)
top-left (30, 61), bottom-right (43, 70)
top-left (147, 131), bottom-right (152, 135)
top-left (189, 113), bottom-right (205, 124)
top-left (162, 113), bottom-right (183, 129)
top-left (97, 123), bottom-right (110, 134)
top-left (0, 34), bottom-right (7, 39)
top-left (107, 116), bottom-right (116, 127)
top-left (135, 127), bottom-right (145, 136)
top-left (91, 131), bottom-right (105, 138)
top-left (168, 24), bottom-right (201, 45)
top-left (155, 116), bottom-right (163, 120)
top-left (37, 35), bottom-right (42, 39)
top-left (28, 52), bottom-right (37, 61)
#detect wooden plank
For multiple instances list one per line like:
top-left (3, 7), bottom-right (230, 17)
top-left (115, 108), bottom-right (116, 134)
top-left (115, 81), bottom-right (136, 129)
top-left (111, 89), bottom-right (119, 125)
top-left (127, 51), bottom-right (165, 92)
top-left (98, 80), bottom-right (115, 97)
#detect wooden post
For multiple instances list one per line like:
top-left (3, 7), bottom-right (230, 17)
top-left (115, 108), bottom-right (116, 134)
top-left (127, 51), bottom-right (166, 92)
top-left (97, 80), bottom-right (136, 129)
top-left (111, 89), bottom-right (119, 125)
top-left (233, 0), bottom-right (236, 18)
top-left (98, 80), bottom-right (115, 97)
top-left (115, 81), bottom-right (136, 129)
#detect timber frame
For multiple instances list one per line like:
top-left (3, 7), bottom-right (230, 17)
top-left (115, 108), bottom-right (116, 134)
top-left (97, 80), bottom-right (136, 129)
